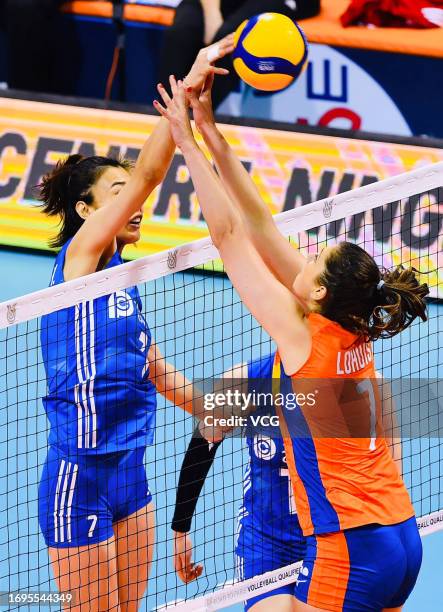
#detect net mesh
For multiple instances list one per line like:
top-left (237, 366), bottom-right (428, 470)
top-left (0, 163), bottom-right (442, 611)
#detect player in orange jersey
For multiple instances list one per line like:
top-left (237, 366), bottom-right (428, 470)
top-left (155, 76), bottom-right (428, 611)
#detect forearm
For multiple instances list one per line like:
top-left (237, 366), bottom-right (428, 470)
top-left (172, 427), bottom-right (222, 533)
top-left (152, 362), bottom-right (198, 416)
top-left (134, 117), bottom-right (175, 187)
top-left (148, 343), bottom-right (206, 417)
top-left (199, 122), bottom-right (306, 287)
top-left (200, 123), bottom-right (272, 227)
top-left (180, 138), bottom-right (242, 247)
top-left (67, 117), bottom-right (174, 258)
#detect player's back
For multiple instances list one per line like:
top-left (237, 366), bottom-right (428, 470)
top-left (281, 313), bottom-right (414, 536)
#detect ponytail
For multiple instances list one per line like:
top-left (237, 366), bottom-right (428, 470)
top-left (370, 266), bottom-right (429, 339)
top-left (318, 242), bottom-right (429, 342)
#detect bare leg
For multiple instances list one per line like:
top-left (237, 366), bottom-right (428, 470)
top-left (114, 502), bottom-right (156, 612)
top-left (49, 537), bottom-right (120, 611)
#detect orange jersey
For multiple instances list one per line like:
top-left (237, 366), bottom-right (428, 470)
top-left (277, 313), bottom-right (414, 537)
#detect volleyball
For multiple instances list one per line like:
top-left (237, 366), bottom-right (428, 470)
top-left (232, 12), bottom-right (308, 92)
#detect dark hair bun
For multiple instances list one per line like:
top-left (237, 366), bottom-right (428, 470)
top-left (39, 155), bottom-right (85, 215)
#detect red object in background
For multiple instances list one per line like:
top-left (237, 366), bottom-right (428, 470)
top-left (341, 0), bottom-right (443, 28)
top-left (318, 108), bottom-right (362, 130)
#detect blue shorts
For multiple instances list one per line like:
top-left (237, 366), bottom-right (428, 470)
top-left (38, 446), bottom-right (152, 548)
top-left (295, 516), bottom-right (422, 611)
top-left (235, 517), bottom-right (306, 611)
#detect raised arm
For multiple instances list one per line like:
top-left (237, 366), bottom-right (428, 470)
top-left (154, 83), bottom-right (311, 376)
top-left (187, 77), bottom-right (306, 291)
top-left (65, 115), bottom-right (176, 277)
top-left (200, 0), bottom-right (223, 45)
top-left (66, 37), bottom-right (235, 277)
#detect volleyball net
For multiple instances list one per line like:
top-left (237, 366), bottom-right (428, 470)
top-left (0, 162), bottom-right (442, 610)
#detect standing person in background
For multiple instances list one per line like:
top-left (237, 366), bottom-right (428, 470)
top-left (159, 0), bottom-right (320, 109)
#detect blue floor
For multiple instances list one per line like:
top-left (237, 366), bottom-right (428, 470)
top-left (0, 248), bottom-right (442, 611)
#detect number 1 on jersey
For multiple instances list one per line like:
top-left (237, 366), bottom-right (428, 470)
top-left (139, 331), bottom-right (149, 378)
top-left (280, 468), bottom-right (297, 515)
top-left (356, 378), bottom-right (377, 450)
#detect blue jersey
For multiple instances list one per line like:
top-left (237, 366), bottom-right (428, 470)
top-left (238, 353), bottom-right (303, 544)
top-left (40, 240), bottom-right (156, 455)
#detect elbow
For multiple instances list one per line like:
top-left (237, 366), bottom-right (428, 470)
top-left (211, 226), bottom-right (233, 250)
top-left (211, 216), bottom-right (242, 250)
top-left (142, 169), bottom-right (164, 190)
top-left (134, 165), bottom-right (165, 191)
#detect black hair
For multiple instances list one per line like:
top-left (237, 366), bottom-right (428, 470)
top-left (38, 154), bottom-right (132, 248)
top-left (318, 242), bottom-right (429, 341)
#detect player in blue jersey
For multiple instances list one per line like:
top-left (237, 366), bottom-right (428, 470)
top-left (171, 353), bottom-right (306, 612)
top-left (37, 37), bottom-right (235, 611)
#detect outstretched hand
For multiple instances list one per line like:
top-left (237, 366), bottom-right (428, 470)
top-left (185, 33), bottom-right (235, 92)
top-left (154, 76), bottom-right (194, 149)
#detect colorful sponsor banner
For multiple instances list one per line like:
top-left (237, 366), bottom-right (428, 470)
top-left (0, 96), bottom-right (442, 273)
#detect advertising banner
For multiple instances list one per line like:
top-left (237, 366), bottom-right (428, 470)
top-left (0, 96), bottom-right (442, 285)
